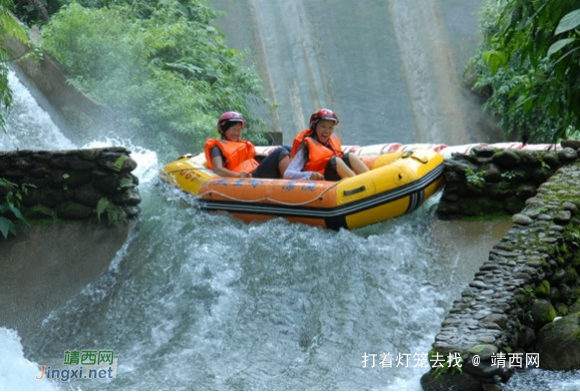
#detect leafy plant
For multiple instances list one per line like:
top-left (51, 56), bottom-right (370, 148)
top-left (112, 155), bottom-right (126, 173)
top-left (540, 159), bottom-right (551, 170)
top-left (0, 178), bottom-right (31, 239)
top-left (465, 168), bottom-right (485, 188)
top-left (467, 1), bottom-right (580, 143)
top-left (40, 0), bottom-right (269, 159)
top-left (96, 197), bottom-right (126, 226)
top-left (433, 360), bottom-right (463, 379)
top-left (0, 0), bottom-right (33, 131)
top-left (501, 170), bottom-right (517, 180)
top-left (563, 225), bottom-right (580, 248)
top-left (429, 351), bottom-right (464, 379)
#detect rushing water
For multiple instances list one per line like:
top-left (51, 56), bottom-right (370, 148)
top-left (0, 70), bottom-right (489, 391)
top-left (0, 68), bottom-right (560, 392)
top-left (1, 1), bottom-right (576, 390)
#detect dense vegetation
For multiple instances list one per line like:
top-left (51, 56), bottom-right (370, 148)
top-left (468, 0), bottom-right (580, 143)
top-left (0, 0), bottom-right (34, 238)
top-left (0, 0), bottom-right (31, 130)
top-left (21, 0), bottom-right (269, 157)
top-left (12, 0), bottom-right (62, 25)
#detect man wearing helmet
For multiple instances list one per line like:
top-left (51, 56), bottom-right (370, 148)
top-left (204, 111), bottom-right (290, 179)
top-left (284, 109), bottom-right (369, 181)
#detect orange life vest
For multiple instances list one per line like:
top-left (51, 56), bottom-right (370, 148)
top-left (204, 139), bottom-right (259, 174)
top-left (302, 137), bottom-right (341, 175)
top-left (291, 129), bottom-right (343, 158)
top-left (291, 130), bottom-right (344, 175)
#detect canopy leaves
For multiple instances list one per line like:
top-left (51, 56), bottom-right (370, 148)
top-left (39, 0), bottom-right (268, 158)
top-left (0, 0), bottom-right (32, 130)
top-left (555, 9), bottom-right (580, 35)
top-left (468, 0), bottom-right (580, 143)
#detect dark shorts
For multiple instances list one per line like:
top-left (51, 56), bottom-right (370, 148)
top-left (324, 153), bottom-right (352, 181)
top-left (251, 146), bottom-right (291, 179)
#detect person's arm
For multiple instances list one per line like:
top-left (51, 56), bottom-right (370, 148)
top-left (211, 147), bottom-right (249, 178)
top-left (283, 147), bottom-right (323, 180)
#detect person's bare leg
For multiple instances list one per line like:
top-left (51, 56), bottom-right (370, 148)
top-left (349, 154), bottom-right (370, 174)
top-left (336, 158), bottom-right (357, 178)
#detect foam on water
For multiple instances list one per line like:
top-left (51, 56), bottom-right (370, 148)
top-left (0, 328), bottom-right (57, 391)
top-left (21, 190), bottom-right (456, 390)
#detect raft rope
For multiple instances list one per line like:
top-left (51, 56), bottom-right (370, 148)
top-left (164, 167), bottom-right (206, 175)
top-left (164, 167), bottom-right (342, 206)
top-left (196, 182), bottom-right (341, 206)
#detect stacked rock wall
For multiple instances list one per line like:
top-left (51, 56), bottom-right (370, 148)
top-left (422, 145), bottom-right (580, 390)
top-left (437, 145), bottom-right (578, 218)
top-left (0, 147), bottom-right (141, 224)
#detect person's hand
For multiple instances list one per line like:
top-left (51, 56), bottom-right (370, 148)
top-left (310, 172), bottom-right (324, 180)
top-left (238, 171), bottom-right (249, 178)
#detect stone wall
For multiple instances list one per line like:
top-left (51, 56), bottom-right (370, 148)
top-left (422, 144), bottom-right (580, 390)
top-left (0, 147), bottom-right (141, 225)
top-left (437, 144), bottom-right (579, 218)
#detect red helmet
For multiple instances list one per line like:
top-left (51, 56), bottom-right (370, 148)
top-left (309, 108), bottom-right (339, 130)
top-left (217, 111), bottom-right (246, 133)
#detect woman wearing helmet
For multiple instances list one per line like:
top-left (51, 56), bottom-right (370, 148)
top-left (204, 111), bottom-right (290, 179)
top-left (284, 109), bottom-right (369, 181)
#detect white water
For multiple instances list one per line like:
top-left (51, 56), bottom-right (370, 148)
top-left (0, 67), bottom-right (551, 391)
top-left (0, 327), bottom-right (57, 391)
top-left (0, 72), bottom-right (75, 152)
top-left (0, 69), bottom-right (458, 390)
top-left (0, 70), bottom-right (162, 391)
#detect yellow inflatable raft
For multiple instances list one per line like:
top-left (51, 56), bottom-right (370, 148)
top-left (160, 147), bottom-right (445, 230)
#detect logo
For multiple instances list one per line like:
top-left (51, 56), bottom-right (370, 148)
top-left (36, 350), bottom-right (117, 382)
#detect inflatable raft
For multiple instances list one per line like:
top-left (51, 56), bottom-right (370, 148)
top-left (160, 146), bottom-right (445, 230)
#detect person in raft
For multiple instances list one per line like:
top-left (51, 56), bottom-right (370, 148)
top-left (283, 108), bottom-right (369, 181)
top-left (204, 111), bottom-right (290, 179)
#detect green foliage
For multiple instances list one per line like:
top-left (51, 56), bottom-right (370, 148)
top-left (501, 170), bottom-right (517, 180)
top-left (0, 178), bottom-right (30, 239)
top-left (40, 0), bottom-right (268, 158)
top-left (112, 155), bottom-right (127, 173)
top-left (468, 1), bottom-right (580, 143)
top-left (540, 158), bottom-right (551, 170)
top-left (0, 0), bottom-right (33, 131)
top-left (563, 224), bottom-right (580, 248)
top-left (465, 168), bottom-right (485, 188)
top-left (432, 361), bottom-right (463, 379)
top-left (12, 0), bottom-right (66, 25)
top-left (96, 197), bottom-right (126, 226)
